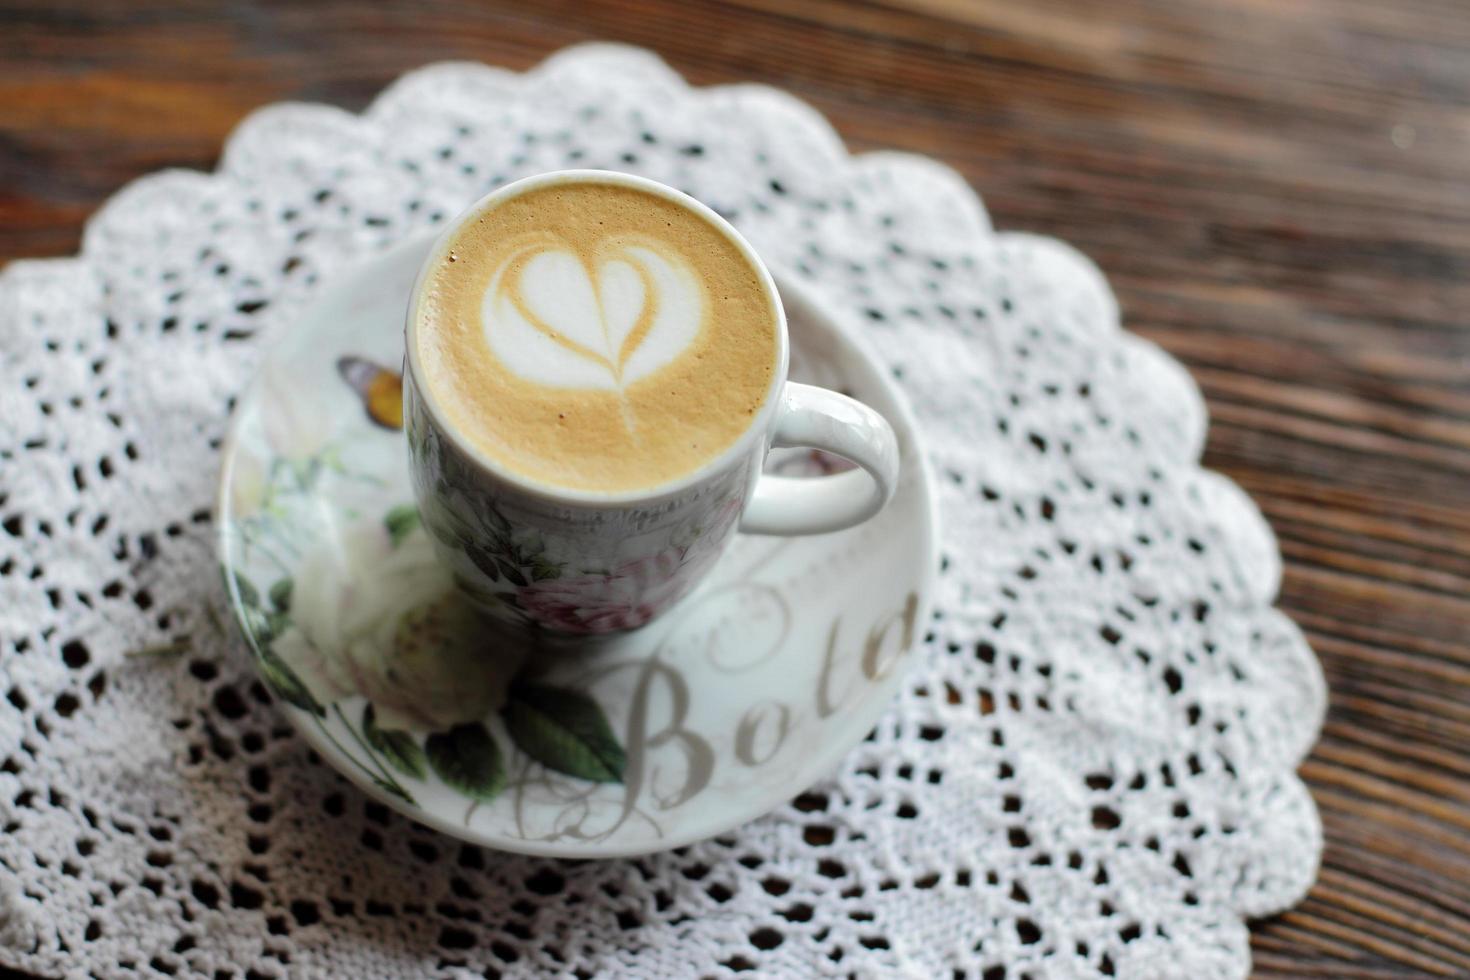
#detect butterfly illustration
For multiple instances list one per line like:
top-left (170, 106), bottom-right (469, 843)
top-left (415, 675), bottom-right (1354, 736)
top-left (337, 356), bottom-right (403, 430)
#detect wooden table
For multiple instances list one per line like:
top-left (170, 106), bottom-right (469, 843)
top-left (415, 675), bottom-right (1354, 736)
top-left (3, 1), bottom-right (1467, 976)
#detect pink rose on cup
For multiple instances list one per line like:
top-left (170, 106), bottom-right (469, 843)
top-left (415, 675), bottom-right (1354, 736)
top-left (515, 495), bottom-right (742, 634)
top-left (516, 549), bottom-right (687, 634)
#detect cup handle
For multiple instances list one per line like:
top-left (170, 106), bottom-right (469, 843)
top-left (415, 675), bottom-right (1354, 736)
top-left (739, 382), bottom-right (901, 535)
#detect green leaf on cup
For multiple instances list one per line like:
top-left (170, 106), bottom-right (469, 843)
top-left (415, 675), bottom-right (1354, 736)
top-left (468, 545), bottom-right (501, 582)
top-left (258, 648), bottom-right (324, 716)
top-left (384, 505), bottom-right (421, 548)
top-left (268, 577), bottom-right (293, 612)
top-left (502, 684), bottom-right (626, 784)
top-left (495, 558), bottom-right (528, 588)
top-left (426, 723), bottom-right (506, 802)
top-left (362, 703), bottom-right (427, 779)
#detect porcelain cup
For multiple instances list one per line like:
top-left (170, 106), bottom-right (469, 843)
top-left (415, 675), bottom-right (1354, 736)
top-left (403, 170), bottom-right (900, 635)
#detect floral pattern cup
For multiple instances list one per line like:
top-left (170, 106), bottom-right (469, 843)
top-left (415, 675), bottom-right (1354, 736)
top-left (404, 170), bottom-right (901, 636)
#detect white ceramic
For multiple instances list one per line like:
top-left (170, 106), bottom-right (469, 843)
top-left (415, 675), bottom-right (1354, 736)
top-left (216, 234), bottom-right (938, 857)
top-left (403, 170), bottom-right (901, 636)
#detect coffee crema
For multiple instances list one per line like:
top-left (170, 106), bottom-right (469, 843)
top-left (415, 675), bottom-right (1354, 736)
top-left (413, 181), bottom-right (780, 492)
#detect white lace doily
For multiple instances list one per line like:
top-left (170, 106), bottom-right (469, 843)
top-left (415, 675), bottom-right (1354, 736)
top-left (0, 44), bottom-right (1325, 979)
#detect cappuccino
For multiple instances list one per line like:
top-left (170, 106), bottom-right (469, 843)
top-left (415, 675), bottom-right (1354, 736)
top-left (413, 178), bottom-right (780, 492)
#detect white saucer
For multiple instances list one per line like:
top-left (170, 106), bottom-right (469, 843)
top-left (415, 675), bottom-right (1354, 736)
top-left (216, 235), bottom-right (938, 857)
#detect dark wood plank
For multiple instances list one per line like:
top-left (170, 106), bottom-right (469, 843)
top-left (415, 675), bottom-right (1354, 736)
top-left (2, 0), bottom-right (1467, 975)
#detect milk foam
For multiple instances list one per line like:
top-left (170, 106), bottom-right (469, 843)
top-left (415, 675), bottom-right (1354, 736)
top-left (483, 239), bottom-right (702, 393)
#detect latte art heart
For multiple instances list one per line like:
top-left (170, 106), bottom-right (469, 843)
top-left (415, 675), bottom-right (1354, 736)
top-left (483, 239), bottom-right (703, 391)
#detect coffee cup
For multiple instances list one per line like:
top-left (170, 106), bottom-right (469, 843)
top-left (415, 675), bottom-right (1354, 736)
top-left (403, 169), bottom-right (899, 635)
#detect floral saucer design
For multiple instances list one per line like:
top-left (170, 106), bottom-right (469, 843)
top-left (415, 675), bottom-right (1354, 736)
top-left (217, 235), bottom-right (938, 857)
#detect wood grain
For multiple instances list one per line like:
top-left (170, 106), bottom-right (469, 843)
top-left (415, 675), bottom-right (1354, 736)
top-left (3, 0), bottom-right (1468, 975)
